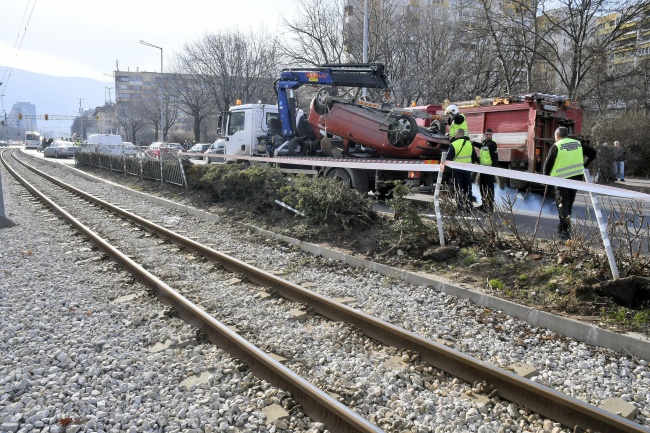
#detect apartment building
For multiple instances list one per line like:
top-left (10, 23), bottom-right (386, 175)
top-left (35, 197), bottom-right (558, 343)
top-left (112, 69), bottom-right (191, 138)
top-left (597, 6), bottom-right (650, 68)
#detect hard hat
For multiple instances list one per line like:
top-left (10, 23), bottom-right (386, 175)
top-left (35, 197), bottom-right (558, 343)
top-left (445, 104), bottom-right (459, 115)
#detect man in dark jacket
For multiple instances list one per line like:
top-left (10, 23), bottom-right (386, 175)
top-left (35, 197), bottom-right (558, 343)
top-left (473, 128), bottom-right (499, 212)
top-left (543, 127), bottom-right (597, 240)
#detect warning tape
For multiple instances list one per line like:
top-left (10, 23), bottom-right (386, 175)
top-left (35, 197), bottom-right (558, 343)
top-left (229, 155), bottom-right (650, 201)
top-left (446, 161), bottom-right (650, 201)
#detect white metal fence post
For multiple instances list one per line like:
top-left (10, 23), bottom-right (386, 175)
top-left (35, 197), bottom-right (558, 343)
top-left (584, 169), bottom-right (619, 279)
top-left (178, 156), bottom-right (188, 189)
top-left (433, 152), bottom-right (448, 246)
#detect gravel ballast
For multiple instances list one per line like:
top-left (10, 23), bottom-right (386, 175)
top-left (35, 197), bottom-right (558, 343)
top-left (1, 152), bottom-right (649, 432)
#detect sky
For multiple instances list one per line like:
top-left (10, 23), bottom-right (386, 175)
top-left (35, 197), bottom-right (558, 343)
top-left (0, 0), bottom-right (296, 87)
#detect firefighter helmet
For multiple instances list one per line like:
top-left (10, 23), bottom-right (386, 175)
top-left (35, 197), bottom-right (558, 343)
top-left (445, 104), bottom-right (459, 116)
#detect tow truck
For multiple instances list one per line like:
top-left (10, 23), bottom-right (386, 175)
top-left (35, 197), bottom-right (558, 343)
top-left (216, 63), bottom-right (450, 194)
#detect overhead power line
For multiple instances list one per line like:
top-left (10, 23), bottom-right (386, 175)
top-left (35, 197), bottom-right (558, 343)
top-left (0, 0), bottom-right (38, 99)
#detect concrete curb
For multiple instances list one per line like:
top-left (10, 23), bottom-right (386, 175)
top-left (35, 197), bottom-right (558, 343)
top-left (47, 158), bottom-right (650, 360)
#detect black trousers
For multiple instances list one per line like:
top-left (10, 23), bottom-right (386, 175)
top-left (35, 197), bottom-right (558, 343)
top-left (452, 170), bottom-right (472, 211)
top-left (479, 173), bottom-right (495, 211)
top-left (554, 186), bottom-right (577, 233)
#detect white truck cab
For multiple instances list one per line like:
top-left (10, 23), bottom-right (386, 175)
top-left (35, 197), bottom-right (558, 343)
top-left (222, 104), bottom-right (280, 156)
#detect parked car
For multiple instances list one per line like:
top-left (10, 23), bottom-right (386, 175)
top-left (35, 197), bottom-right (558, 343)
top-left (43, 140), bottom-right (76, 158)
top-left (184, 143), bottom-right (211, 160)
top-left (204, 140), bottom-right (226, 163)
top-left (146, 142), bottom-right (183, 159)
top-left (0, 141), bottom-right (7, 147)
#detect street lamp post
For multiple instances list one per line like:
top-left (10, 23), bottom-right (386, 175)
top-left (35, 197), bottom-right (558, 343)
top-left (139, 40), bottom-right (164, 143)
top-left (103, 72), bottom-right (118, 136)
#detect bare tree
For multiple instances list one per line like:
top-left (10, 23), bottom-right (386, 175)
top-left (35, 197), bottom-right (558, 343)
top-left (116, 102), bottom-right (146, 145)
top-left (279, 0), bottom-right (347, 65)
top-left (180, 29), bottom-right (279, 113)
top-left (473, 0), bottom-right (551, 94)
top-left (538, 0), bottom-right (650, 100)
top-left (167, 57), bottom-right (219, 142)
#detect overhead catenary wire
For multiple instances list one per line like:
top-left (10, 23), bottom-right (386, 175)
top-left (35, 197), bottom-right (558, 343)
top-left (0, 0), bottom-right (38, 98)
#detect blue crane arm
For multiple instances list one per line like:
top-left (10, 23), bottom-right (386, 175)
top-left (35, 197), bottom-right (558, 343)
top-left (276, 63), bottom-right (390, 138)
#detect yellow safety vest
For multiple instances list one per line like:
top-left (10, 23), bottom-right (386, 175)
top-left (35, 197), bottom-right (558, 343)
top-left (452, 137), bottom-right (473, 163)
top-left (449, 113), bottom-right (468, 137)
top-left (479, 140), bottom-right (495, 166)
top-left (550, 138), bottom-right (584, 178)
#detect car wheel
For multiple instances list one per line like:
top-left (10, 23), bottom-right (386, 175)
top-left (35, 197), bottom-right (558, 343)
top-left (430, 119), bottom-right (444, 135)
top-left (388, 114), bottom-right (417, 147)
top-left (287, 137), bottom-right (307, 156)
top-left (313, 87), bottom-right (337, 115)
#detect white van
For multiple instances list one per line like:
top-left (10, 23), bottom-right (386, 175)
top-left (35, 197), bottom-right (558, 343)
top-left (85, 134), bottom-right (137, 155)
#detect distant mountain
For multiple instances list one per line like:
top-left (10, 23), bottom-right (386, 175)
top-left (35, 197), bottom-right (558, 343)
top-left (0, 66), bottom-right (108, 133)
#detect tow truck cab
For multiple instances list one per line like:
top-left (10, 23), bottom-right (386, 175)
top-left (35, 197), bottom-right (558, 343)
top-left (220, 103), bottom-right (280, 157)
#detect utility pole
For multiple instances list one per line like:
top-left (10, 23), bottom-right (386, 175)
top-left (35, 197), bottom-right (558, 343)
top-left (105, 86), bottom-right (113, 105)
top-left (362, 0), bottom-right (369, 99)
top-left (139, 40), bottom-right (164, 142)
top-left (78, 98), bottom-right (84, 140)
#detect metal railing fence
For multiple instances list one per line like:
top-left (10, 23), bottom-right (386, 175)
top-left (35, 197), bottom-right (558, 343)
top-left (74, 147), bottom-right (187, 188)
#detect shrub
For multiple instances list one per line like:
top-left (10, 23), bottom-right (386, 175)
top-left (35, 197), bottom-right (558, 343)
top-left (278, 174), bottom-right (376, 230)
top-left (186, 163), bottom-right (375, 230)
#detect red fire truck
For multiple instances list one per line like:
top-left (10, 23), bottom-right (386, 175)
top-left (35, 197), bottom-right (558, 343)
top-left (411, 93), bottom-right (587, 188)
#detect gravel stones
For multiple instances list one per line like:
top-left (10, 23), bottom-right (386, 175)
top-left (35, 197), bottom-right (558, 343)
top-left (2, 154), bottom-right (649, 432)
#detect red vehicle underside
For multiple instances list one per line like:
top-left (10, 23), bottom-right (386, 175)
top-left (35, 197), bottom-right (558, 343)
top-left (308, 99), bottom-right (449, 159)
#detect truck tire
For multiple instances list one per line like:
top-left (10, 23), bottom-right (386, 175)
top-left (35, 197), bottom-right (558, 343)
top-left (388, 114), bottom-right (417, 147)
top-left (287, 137), bottom-right (307, 156)
top-left (326, 168), bottom-right (352, 187)
top-left (313, 87), bottom-right (337, 115)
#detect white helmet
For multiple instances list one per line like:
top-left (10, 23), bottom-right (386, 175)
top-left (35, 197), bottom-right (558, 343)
top-left (445, 104), bottom-right (459, 116)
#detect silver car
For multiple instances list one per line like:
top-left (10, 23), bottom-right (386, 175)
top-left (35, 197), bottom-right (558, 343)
top-left (204, 141), bottom-right (226, 163)
top-left (43, 140), bottom-right (76, 158)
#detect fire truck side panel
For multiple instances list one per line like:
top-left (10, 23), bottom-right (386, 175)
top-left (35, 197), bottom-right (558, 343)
top-left (461, 104), bottom-right (532, 169)
top-left (437, 100), bottom-right (584, 178)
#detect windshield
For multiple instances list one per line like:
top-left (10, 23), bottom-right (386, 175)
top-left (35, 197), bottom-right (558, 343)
top-left (228, 111), bottom-right (245, 135)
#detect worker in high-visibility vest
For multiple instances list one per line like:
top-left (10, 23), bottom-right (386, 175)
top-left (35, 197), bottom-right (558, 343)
top-left (472, 128), bottom-right (499, 212)
top-left (543, 126), bottom-right (597, 240)
top-left (447, 128), bottom-right (479, 212)
top-left (445, 104), bottom-right (469, 138)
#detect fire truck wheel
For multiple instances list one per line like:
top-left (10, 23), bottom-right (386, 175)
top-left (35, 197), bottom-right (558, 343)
top-left (388, 114), bottom-right (417, 147)
top-left (313, 87), bottom-right (337, 115)
top-left (287, 137), bottom-right (307, 156)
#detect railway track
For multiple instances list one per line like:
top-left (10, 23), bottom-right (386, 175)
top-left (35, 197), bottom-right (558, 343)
top-left (2, 148), bottom-right (648, 433)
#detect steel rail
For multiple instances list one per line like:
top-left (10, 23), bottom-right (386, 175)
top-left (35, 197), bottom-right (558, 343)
top-left (1, 149), bottom-right (384, 433)
top-left (10, 150), bottom-right (650, 433)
